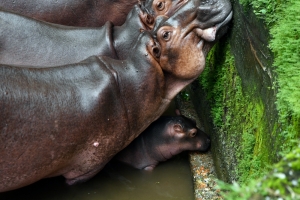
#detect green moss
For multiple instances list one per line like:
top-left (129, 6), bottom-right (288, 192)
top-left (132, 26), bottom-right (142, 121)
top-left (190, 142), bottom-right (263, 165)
top-left (196, 1), bottom-right (299, 197)
top-left (239, 0), bottom-right (300, 155)
top-left (199, 41), bottom-right (273, 183)
top-left (269, 0), bottom-right (300, 155)
top-left (239, 0), bottom-right (279, 25)
top-left (179, 91), bottom-right (190, 101)
top-left (208, 0), bottom-right (300, 198)
top-left (217, 143), bottom-right (300, 199)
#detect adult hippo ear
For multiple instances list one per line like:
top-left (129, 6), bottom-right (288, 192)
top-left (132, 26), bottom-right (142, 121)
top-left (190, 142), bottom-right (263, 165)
top-left (138, 0), bottom-right (188, 29)
top-left (151, 0), bottom-right (189, 16)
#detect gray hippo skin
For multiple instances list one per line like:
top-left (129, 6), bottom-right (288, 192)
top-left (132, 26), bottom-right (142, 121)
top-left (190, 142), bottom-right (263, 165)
top-left (0, 0), bottom-right (232, 193)
top-left (0, 0), bottom-right (231, 66)
top-left (115, 114), bottom-right (211, 171)
top-left (0, 0), bottom-right (182, 27)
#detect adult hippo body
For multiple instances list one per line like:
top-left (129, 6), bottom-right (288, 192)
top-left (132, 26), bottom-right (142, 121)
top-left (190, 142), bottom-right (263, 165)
top-left (0, 0), bottom-right (186, 27)
top-left (0, 0), bottom-right (139, 27)
top-left (0, 0), bottom-right (232, 193)
top-left (115, 114), bottom-right (210, 171)
top-left (0, 0), bottom-right (231, 67)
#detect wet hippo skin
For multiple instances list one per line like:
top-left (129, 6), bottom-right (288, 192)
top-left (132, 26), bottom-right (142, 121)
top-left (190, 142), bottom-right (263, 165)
top-left (0, 0), bottom-right (232, 67)
top-left (0, 5), bottom-right (232, 191)
top-left (0, 0), bottom-right (184, 27)
top-left (115, 114), bottom-right (211, 171)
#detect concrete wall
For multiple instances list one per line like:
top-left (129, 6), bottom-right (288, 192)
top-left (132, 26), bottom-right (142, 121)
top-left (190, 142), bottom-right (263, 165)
top-left (182, 0), bottom-right (299, 197)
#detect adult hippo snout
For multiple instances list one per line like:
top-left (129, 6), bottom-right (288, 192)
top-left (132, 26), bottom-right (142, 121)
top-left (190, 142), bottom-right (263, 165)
top-left (197, 0), bottom-right (232, 28)
top-left (167, 0), bottom-right (232, 29)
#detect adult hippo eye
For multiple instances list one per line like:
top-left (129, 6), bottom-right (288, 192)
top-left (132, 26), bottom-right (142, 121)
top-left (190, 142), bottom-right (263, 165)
top-left (156, 2), bottom-right (165, 11)
top-left (162, 31), bottom-right (171, 41)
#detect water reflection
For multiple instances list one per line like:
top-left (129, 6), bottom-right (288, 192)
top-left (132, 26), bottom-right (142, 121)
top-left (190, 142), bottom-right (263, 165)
top-left (1, 153), bottom-right (194, 200)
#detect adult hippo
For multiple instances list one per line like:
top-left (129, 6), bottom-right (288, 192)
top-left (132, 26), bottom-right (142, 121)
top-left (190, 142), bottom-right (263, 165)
top-left (0, 0), bottom-right (183, 27)
top-left (0, 6), bottom-right (232, 191)
top-left (0, 0), bottom-right (231, 66)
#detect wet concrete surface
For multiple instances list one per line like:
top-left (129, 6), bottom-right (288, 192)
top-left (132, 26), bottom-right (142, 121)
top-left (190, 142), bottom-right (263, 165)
top-left (176, 95), bottom-right (222, 200)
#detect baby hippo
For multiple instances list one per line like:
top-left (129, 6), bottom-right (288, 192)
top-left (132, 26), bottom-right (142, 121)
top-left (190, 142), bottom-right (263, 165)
top-left (115, 113), bottom-right (210, 171)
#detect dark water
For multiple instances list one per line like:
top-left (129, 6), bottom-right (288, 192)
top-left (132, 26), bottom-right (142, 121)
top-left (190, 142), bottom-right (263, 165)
top-left (0, 153), bottom-right (194, 200)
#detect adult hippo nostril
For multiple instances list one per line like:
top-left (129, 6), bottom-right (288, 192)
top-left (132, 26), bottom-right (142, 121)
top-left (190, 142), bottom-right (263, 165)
top-left (196, 0), bottom-right (232, 29)
top-left (153, 46), bottom-right (161, 58)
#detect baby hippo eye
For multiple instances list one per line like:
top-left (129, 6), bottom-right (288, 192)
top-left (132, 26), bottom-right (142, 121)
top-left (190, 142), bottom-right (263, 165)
top-left (162, 31), bottom-right (171, 41)
top-left (189, 129), bottom-right (197, 137)
top-left (156, 2), bottom-right (165, 10)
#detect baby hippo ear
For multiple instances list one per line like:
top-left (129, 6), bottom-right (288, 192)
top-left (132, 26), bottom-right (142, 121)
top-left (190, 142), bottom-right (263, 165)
top-left (173, 124), bottom-right (182, 132)
top-left (173, 124), bottom-right (185, 138)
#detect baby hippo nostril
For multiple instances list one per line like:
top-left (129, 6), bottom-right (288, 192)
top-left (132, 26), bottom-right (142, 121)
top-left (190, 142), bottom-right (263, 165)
top-left (206, 135), bottom-right (211, 143)
top-left (206, 138), bottom-right (211, 146)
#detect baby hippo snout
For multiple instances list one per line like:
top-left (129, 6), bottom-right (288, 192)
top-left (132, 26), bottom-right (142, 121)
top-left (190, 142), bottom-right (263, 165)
top-left (193, 129), bottom-right (211, 151)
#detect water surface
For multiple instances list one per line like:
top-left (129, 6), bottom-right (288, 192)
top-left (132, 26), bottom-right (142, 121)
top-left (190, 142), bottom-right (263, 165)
top-left (1, 153), bottom-right (194, 200)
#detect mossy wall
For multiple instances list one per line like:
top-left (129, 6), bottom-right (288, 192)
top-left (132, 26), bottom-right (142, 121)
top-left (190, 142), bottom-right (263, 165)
top-left (185, 0), bottom-right (299, 198)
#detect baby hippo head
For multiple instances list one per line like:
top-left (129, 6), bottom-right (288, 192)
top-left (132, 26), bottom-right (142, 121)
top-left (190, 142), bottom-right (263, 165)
top-left (153, 112), bottom-right (211, 162)
top-left (165, 114), bottom-right (211, 153)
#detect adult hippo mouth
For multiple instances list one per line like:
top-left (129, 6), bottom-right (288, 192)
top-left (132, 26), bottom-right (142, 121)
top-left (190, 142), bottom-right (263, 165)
top-left (201, 11), bottom-right (233, 55)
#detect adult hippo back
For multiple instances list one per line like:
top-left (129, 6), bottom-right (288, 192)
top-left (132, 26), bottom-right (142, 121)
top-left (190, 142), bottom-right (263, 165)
top-left (0, 6), bottom-right (232, 191)
top-left (0, 0), bottom-right (231, 67)
top-left (0, 0), bottom-right (184, 27)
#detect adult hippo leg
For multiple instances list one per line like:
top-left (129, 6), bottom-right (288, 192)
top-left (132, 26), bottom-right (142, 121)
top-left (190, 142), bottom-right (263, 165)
top-left (0, 0), bottom-right (186, 27)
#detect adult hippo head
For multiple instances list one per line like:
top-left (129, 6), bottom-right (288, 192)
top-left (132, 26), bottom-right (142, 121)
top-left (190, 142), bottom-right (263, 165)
top-left (0, 1), bottom-right (231, 191)
top-left (0, 0), bottom-right (187, 27)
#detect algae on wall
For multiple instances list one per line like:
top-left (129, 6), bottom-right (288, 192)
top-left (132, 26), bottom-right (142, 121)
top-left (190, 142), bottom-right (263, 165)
top-left (198, 39), bottom-right (273, 183)
top-left (186, 0), bottom-right (299, 198)
top-left (239, 0), bottom-right (300, 157)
